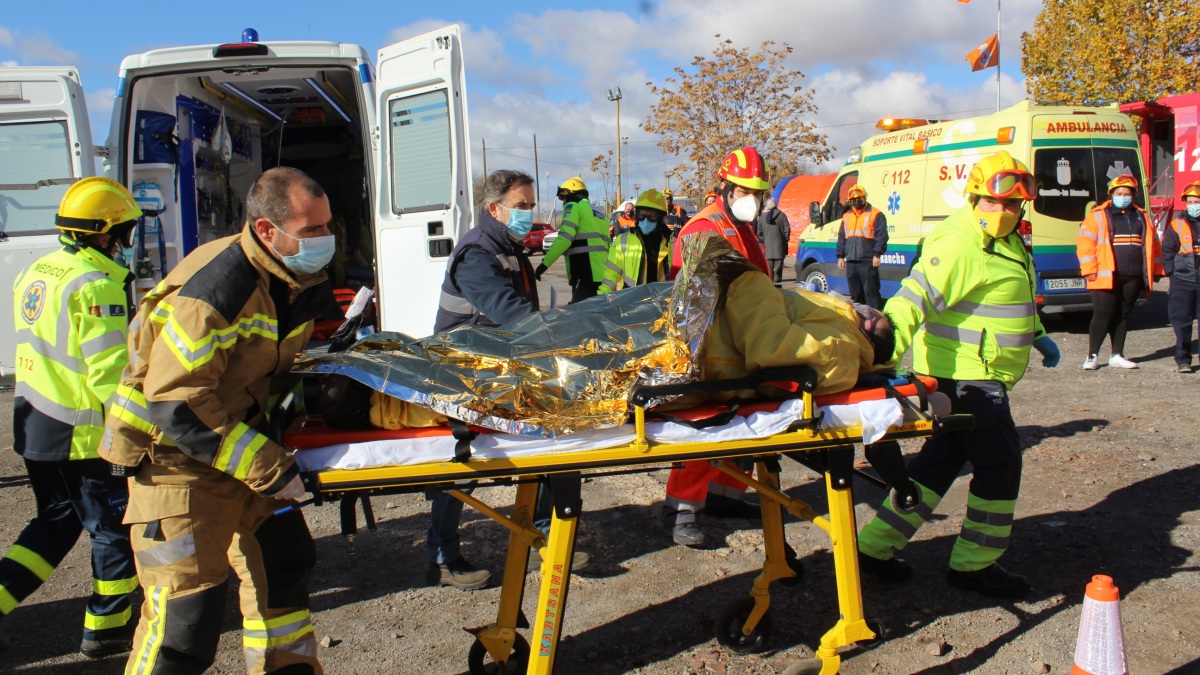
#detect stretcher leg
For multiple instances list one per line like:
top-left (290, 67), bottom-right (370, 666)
top-left (529, 473), bottom-right (582, 675)
top-left (454, 484), bottom-right (543, 674)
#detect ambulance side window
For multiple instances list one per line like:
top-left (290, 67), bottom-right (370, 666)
top-left (0, 120), bottom-right (72, 236)
top-left (825, 172), bottom-right (858, 224)
top-left (388, 89), bottom-right (452, 214)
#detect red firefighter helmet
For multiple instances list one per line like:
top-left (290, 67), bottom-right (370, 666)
top-left (717, 146), bottom-right (770, 191)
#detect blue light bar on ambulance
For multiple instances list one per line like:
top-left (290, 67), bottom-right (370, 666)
top-left (304, 78), bottom-right (351, 123)
top-left (220, 82), bottom-right (283, 121)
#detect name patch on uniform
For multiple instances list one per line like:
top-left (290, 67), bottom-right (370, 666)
top-left (21, 281), bottom-right (47, 324)
top-left (89, 305), bottom-right (126, 317)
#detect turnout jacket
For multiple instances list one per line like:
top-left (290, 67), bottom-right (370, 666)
top-left (13, 236), bottom-right (131, 461)
top-left (101, 224), bottom-right (334, 495)
top-left (669, 200), bottom-right (769, 279)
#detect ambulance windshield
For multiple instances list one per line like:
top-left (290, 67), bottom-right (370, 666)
top-left (0, 120), bottom-right (74, 237)
top-left (1032, 148), bottom-right (1143, 222)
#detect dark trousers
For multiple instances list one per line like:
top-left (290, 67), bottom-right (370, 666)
top-left (1088, 274), bottom-right (1143, 356)
top-left (767, 258), bottom-right (785, 284)
top-left (569, 279), bottom-right (601, 304)
top-left (845, 260), bottom-right (881, 309)
top-left (1168, 278), bottom-right (1200, 366)
top-left (0, 457), bottom-right (136, 641)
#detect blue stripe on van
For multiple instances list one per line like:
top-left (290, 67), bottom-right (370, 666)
top-left (358, 64), bottom-right (372, 84)
top-left (116, 77), bottom-right (125, 97)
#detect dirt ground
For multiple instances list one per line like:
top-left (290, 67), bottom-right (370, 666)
top-left (0, 262), bottom-right (1198, 675)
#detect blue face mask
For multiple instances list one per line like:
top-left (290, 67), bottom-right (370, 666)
top-left (504, 206), bottom-right (534, 239)
top-left (638, 218), bottom-right (657, 235)
top-left (1187, 204), bottom-right (1200, 219)
top-left (269, 221), bottom-right (336, 275)
top-left (113, 245), bottom-right (135, 268)
top-left (1112, 195), bottom-right (1133, 209)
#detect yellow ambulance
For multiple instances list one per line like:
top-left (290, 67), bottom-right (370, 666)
top-left (795, 100), bottom-right (1147, 312)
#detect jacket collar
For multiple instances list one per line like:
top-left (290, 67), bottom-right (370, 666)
top-left (477, 211), bottom-right (520, 251)
top-left (59, 234), bottom-right (131, 284)
top-left (238, 222), bottom-right (328, 294)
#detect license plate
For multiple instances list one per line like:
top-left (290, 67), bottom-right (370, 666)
top-left (1044, 278), bottom-right (1085, 291)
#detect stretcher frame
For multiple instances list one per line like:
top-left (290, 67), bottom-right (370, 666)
top-left (296, 368), bottom-right (971, 675)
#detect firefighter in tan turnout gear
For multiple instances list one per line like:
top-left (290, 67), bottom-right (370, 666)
top-left (101, 167), bottom-right (335, 674)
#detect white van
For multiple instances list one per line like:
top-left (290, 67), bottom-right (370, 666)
top-left (0, 26), bottom-right (473, 379)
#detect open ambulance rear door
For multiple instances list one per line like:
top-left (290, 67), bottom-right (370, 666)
top-left (372, 25), bottom-right (474, 337)
top-left (0, 68), bottom-right (96, 379)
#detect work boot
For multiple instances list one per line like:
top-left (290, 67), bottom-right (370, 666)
top-left (526, 549), bottom-right (591, 573)
top-left (704, 493), bottom-right (762, 520)
top-left (80, 636), bottom-right (133, 659)
top-left (426, 557), bottom-right (491, 590)
top-left (947, 563), bottom-right (1031, 599)
top-left (670, 522), bottom-right (706, 547)
top-left (858, 552), bottom-right (912, 583)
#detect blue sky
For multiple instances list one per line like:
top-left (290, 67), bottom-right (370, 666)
top-left (1, 0), bottom-right (1044, 204)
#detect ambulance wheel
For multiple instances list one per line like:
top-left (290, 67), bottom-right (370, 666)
top-left (801, 263), bottom-right (829, 292)
top-left (467, 634), bottom-right (530, 675)
top-left (715, 597), bottom-right (772, 654)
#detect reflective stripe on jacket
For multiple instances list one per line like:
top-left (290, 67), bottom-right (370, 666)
top-left (598, 230), bottom-right (670, 294)
top-left (13, 236), bottom-right (131, 461)
top-left (1163, 216), bottom-right (1200, 283)
top-left (669, 200), bottom-right (769, 279)
top-left (1076, 201), bottom-right (1162, 292)
top-left (100, 224), bottom-right (334, 495)
top-left (542, 198), bottom-right (611, 281)
top-left (836, 206), bottom-right (887, 261)
top-left (884, 204), bottom-right (1045, 390)
top-left (434, 212), bottom-right (538, 333)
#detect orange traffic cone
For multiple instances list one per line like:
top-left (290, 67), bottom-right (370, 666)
top-left (1071, 575), bottom-right (1128, 675)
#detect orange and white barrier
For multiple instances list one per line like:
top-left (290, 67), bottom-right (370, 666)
top-left (1071, 575), bottom-right (1128, 675)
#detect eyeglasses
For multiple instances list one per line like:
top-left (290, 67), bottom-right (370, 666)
top-left (985, 170), bottom-right (1036, 201)
top-left (635, 210), bottom-right (664, 222)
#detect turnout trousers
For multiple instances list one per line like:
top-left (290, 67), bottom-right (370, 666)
top-left (858, 379), bottom-right (1022, 572)
top-left (123, 460), bottom-right (322, 675)
top-left (0, 457), bottom-right (137, 642)
top-left (663, 461), bottom-right (751, 524)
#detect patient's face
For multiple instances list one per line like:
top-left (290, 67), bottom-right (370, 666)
top-left (853, 304), bottom-right (895, 364)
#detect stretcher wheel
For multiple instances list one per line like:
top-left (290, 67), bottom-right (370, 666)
top-left (856, 617), bottom-right (888, 651)
top-left (778, 552), bottom-right (807, 588)
top-left (467, 634), bottom-right (530, 675)
top-left (714, 597), bottom-right (772, 654)
top-left (891, 490), bottom-right (920, 515)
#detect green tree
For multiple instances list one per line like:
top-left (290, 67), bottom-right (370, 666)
top-left (642, 36), bottom-right (831, 195)
top-left (1021, 0), bottom-right (1199, 106)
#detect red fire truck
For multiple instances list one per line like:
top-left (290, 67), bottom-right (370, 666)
top-left (1121, 93), bottom-right (1200, 228)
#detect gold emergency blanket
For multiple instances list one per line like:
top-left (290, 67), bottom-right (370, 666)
top-left (293, 234), bottom-right (751, 436)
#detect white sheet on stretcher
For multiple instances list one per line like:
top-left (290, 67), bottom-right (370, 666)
top-left (295, 398), bottom-right (904, 473)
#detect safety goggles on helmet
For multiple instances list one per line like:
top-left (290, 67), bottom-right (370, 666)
top-left (1107, 174), bottom-right (1138, 193)
top-left (983, 170), bottom-right (1037, 201)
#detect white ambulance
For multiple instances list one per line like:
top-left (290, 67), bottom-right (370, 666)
top-left (795, 100), bottom-right (1147, 313)
top-left (0, 26), bottom-right (473, 380)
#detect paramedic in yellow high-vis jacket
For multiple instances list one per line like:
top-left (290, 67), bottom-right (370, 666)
top-left (856, 151), bottom-right (1060, 600)
top-left (101, 167), bottom-right (335, 675)
top-left (599, 188), bottom-right (672, 294)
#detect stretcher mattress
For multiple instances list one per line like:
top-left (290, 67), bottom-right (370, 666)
top-left (293, 381), bottom-right (944, 473)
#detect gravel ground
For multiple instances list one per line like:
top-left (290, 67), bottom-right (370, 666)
top-left (0, 261), bottom-right (1197, 675)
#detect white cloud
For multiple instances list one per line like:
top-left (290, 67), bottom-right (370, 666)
top-left (1, 60), bottom-right (17, 68)
top-left (0, 26), bottom-right (14, 50)
top-left (386, 20), bottom-right (556, 93)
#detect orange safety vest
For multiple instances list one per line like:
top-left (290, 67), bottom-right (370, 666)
top-left (1169, 217), bottom-right (1197, 255)
top-left (1076, 201), bottom-right (1162, 293)
top-left (841, 207), bottom-right (880, 239)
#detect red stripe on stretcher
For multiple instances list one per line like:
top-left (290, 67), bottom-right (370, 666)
top-left (285, 376), bottom-right (939, 449)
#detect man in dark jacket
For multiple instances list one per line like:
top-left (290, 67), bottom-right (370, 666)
top-left (1163, 181), bottom-right (1200, 373)
top-left (757, 197), bottom-right (791, 283)
top-left (836, 185), bottom-right (888, 309)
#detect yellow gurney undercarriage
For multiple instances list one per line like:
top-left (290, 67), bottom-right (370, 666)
top-left (292, 367), bottom-right (971, 674)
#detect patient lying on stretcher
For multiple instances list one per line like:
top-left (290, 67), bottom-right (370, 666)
top-left (317, 253), bottom-right (896, 433)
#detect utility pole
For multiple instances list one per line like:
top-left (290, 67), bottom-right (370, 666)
top-left (996, 0), bottom-right (1002, 111)
top-left (533, 133), bottom-right (540, 217)
top-left (482, 138), bottom-right (487, 179)
top-left (607, 87), bottom-right (622, 201)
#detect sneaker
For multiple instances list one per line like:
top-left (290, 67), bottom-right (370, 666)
top-left (80, 636), bottom-right (133, 659)
top-left (669, 522), bottom-right (706, 547)
top-left (426, 557), bottom-right (491, 590)
top-left (526, 549), bottom-right (591, 573)
top-left (946, 563), bottom-right (1031, 599)
top-left (858, 552), bottom-right (912, 583)
top-left (704, 494), bottom-right (762, 520)
top-left (1108, 354), bottom-right (1139, 369)
top-left (1081, 354), bottom-right (1098, 370)
top-left (1178, 362), bottom-right (1194, 374)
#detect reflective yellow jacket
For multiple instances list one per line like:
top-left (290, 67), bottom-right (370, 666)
top-left (543, 198), bottom-right (611, 281)
top-left (101, 224), bottom-right (334, 494)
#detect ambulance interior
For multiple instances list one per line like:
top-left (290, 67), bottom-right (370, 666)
top-left (120, 65), bottom-right (374, 290)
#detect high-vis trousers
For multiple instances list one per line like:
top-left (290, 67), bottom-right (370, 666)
top-left (124, 461), bottom-right (322, 675)
top-left (858, 379), bottom-right (1021, 572)
top-left (664, 460), bottom-right (751, 525)
top-left (0, 457), bottom-right (137, 642)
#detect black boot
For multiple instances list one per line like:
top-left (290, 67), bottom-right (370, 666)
top-left (858, 552), bottom-right (912, 583)
top-left (947, 563), bottom-right (1031, 599)
top-left (704, 493), bottom-right (762, 520)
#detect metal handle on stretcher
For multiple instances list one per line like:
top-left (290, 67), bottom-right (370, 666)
top-left (628, 365), bottom-right (818, 407)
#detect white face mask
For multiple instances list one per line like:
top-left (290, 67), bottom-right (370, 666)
top-left (729, 194), bottom-right (761, 223)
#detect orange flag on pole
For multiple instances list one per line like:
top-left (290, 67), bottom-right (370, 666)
top-left (966, 34), bottom-right (999, 71)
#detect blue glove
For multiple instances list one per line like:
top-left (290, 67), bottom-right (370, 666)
top-left (1033, 335), bottom-right (1060, 368)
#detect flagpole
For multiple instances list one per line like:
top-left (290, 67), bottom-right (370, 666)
top-left (996, 0), bottom-right (1002, 111)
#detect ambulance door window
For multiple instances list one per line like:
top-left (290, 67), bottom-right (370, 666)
top-left (0, 120), bottom-right (72, 236)
top-left (1033, 149), bottom-right (1096, 222)
top-left (825, 172), bottom-right (858, 224)
top-left (388, 89), bottom-right (452, 213)
top-left (1093, 147), bottom-right (1145, 209)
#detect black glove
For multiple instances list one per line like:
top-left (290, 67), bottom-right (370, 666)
top-left (535, 263), bottom-right (547, 281)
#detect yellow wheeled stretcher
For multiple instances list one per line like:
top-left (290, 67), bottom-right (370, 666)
top-left (287, 367), bottom-right (970, 675)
